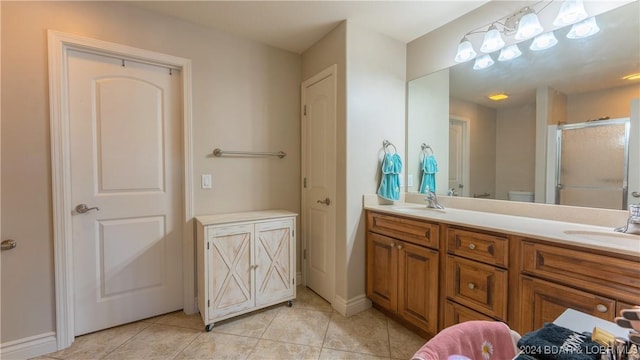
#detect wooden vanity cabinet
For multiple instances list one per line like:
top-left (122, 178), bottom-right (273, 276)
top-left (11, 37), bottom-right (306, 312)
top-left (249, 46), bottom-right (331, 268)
top-left (365, 209), bottom-right (640, 337)
top-left (519, 240), bottom-right (640, 333)
top-left (366, 211), bottom-right (439, 336)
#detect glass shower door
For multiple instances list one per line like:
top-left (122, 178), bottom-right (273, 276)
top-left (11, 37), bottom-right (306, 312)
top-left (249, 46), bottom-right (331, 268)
top-left (556, 118), bottom-right (629, 210)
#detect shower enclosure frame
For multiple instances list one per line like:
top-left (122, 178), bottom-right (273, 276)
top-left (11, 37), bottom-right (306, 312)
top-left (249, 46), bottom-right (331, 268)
top-left (555, 117), bottom-right (630, 210)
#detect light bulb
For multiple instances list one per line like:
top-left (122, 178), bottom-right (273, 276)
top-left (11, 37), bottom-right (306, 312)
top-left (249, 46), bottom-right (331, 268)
top-left (498, 44), bottom-right (522, 61)
top-left (473, 54), bottom-right (495, 70)
top-left (480, 25), bottom-right (505, 53)
top-left (454, 37), bottom-right (477, 63)
top-left (530, 32), bottom-right (558, 51)
top-left (553, 0), bottom-right (588, 26)
top-left (567, 17), bottom-right (600, 39)
top-left (515, 9), bottom-right (544, 41)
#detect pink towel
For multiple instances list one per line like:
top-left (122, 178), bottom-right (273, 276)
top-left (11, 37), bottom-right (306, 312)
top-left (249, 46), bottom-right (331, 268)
top-left (412, 321), bottom-right (517, 360)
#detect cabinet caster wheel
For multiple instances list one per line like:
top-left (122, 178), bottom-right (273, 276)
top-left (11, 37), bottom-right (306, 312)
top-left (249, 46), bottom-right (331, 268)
top-left (205, 324), bottom-right (213, 332)
top-left (287, 300), bottom-right (293, 307)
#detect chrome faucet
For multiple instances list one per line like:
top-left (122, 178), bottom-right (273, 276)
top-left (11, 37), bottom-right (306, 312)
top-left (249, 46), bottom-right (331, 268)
top-left (425, 191), bottom-right (445, 210)
top-left (614, 204), bottom-right (640, 234)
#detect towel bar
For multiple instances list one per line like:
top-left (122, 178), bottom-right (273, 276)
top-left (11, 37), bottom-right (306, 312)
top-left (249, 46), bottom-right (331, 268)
top-left (213, 148), bottom-right (286, 158)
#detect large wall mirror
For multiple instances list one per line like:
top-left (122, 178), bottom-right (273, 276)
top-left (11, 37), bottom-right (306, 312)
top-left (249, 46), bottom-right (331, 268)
top-left (407, 0), bottom-right (640, 210)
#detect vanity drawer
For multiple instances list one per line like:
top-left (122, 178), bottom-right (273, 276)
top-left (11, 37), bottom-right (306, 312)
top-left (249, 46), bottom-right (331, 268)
top-left (367, 211), bottom-right (439, 249)
top-left (447, 227), bottom-right (508, 267)
top-left (446, 255), bottom-right (508, 320)
top-left (444, 300), bottom-right (497, 328)
top-left (521, 241), bottom-right (640, 296)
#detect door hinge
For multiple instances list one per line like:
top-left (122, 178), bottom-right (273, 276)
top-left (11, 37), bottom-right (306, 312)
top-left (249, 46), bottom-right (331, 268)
top-left (207, 242), bottom-right (210, 250)
top-left (292, 229), bottom-right (295, 238)
top-left (303, 105), bottom-right (307, 116)
top-left (303, 249), bottom-right (307, 260)
top-left (207, 299), bottom-right (210, 307)
top-left (303, 177), bottom-right (307, 188)
top-left (293, 278), bottom-right (295, 285)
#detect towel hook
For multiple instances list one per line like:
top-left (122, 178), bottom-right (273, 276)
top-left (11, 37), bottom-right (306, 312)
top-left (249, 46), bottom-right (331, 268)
top-left (383, 140), bottom-right (397, 153)
top-left (421, 143), bottom-right (434, 155)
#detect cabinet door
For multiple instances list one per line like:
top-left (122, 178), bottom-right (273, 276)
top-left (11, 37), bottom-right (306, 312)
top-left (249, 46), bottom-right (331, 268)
top-left (209, 224), bottom-right (255, 319)
top-left (255, 219), bottom-right (295, 306)
top-left (520, 276), bottom-right (616, 333)
top-left (397, 241), bottom-right (439, 335)
top-left (366, 232), bottom-right (398, 312)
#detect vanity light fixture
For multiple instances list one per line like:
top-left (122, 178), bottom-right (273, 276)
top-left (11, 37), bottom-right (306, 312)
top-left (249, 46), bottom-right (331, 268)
top-left (566, 17), bottom-right (600, 39)
top-left (473, 54), bottom-right (495, 70)
top-left (553, 0), bottom-right (588, 27)
top-left (498, 44), bottom-right (522, 61)
top-left (488, 93), bottom-right (509, 101)
top-left (453, 1), bottom-right (596, 67)
top-left (530, 32), bottom-right (559, 51)
top-left (514, 7), bottom-right (544, 41)
top-left (454, 36), bottom-right (477, 63)
top-left (623, 73), bottom-right (640, 81)
top-left (480, 24), bottom-right (505, 53)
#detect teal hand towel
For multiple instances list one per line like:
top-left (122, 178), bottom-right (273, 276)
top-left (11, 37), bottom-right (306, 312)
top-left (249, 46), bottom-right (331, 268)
top-left (378, 153), bottom-right (402, 201)
top-left (419, 155), bottom-right (438, 193)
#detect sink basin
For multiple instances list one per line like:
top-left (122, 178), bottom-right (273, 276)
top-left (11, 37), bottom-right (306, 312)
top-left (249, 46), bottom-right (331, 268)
top-left (390, 205), bottom-right (446, 214)
top-left (563, 230), bottom-right (639, 242)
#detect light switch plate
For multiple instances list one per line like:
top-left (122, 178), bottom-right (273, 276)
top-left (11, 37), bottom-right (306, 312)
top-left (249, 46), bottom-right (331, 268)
top-left (202, 174), bottom-right (212, 189)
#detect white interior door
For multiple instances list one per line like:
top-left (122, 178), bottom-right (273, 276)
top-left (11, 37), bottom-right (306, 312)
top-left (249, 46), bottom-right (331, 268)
top-left (449, 117), bottom-right (469, 196)
top-left (301, 65), bottom-right (336, 303)
top-left (628, 99), bottom-right (640, 206)
top-left (68, 49), bottom-right (182, 335)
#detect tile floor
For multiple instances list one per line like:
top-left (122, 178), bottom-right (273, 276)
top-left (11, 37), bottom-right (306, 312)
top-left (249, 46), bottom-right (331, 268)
top-left (34, 286), bottom-right (427, 360)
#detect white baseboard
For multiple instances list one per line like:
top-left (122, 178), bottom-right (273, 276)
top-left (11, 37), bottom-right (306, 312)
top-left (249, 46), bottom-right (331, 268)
top-left (332, 293), bottom-right (372, 317)
top-left (296, 271), bottom-right (302, 286)
top-left (1, 332), bottom-right (57, 360)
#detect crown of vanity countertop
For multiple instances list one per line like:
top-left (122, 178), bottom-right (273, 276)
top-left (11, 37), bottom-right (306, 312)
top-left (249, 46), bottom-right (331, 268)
top-left (363, 195), bottom-right (640, 258)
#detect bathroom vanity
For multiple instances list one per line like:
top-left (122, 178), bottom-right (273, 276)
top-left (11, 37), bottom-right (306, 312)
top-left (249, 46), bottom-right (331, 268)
top-left (364, 198), bottom-right (640, 338)
top-left (195, 210), bottom-right (297, 331)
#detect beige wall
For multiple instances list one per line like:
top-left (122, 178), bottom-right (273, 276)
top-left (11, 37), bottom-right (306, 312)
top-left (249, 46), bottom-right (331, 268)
top-left (450, 98), bottom-right (496, 198)
top-left (567, 84), bottom-right (640, 123)
top-left (301, 21), bottom-right (406, 310)
top-left (345, 23), bottom-right (406, 301)
top-left (407, 69), bottom-right (449, 195)
top-left (1, 1), bottom-right (300, 344)
top-left (495, 103), bottom-right (537, 200)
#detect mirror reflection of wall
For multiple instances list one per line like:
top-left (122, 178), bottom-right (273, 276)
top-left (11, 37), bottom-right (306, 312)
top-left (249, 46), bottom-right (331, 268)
top-left (406, 0), bottom-right (640, 210)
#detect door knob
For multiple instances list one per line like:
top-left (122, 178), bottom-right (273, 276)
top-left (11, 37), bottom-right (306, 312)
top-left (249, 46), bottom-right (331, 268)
top-left (1, 239), bottom-right (17, 251)
top-left (75, 204), bottom-right (100, 214)
top-left (317, 197), bottom-right (331, 206)
top-left (632, 191), bottom-right (640, 198)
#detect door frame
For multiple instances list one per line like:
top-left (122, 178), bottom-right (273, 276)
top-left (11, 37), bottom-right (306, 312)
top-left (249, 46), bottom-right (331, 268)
top-left (449, 115), bottom-right (470, 197)
top-left (300, 64), bottom-right (337, 303)
top-left (48, 30), bottom-right (194, 349)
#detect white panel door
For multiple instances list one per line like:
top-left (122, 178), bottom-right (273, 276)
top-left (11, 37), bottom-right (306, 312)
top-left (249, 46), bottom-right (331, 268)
top-left (449, 117), bottom-right (469, 197)
top-left (255, 219), bottom-right (294, 306)
top-left (302, 66), bottom-right (336, 303)
top-left (68, 50), bottom-right (182, 335)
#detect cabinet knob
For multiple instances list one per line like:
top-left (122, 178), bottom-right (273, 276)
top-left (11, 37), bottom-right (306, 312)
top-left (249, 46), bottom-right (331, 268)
top-left (390, 242), bottom-right (396, 248)
top-left (468, 243), bottom-right (476, 250)
top-left (397, 244), bottom-right (403, 250)
top-left (251, 265), bottom-right (258, 270)
top-left (468, 282), bottom-right (476, 290)
top-left (596, 304), bottom-right (608, 313)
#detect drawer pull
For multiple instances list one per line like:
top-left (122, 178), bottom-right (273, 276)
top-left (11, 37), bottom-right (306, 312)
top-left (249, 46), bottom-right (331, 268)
top-left (468, 282), bottom-right (476, 290)
top-left (468, 243), bottom-right (476, 250)
top-left (397, 244), bottom-right (404, 250)
top-left (596, 304), bottom-right (608, 313)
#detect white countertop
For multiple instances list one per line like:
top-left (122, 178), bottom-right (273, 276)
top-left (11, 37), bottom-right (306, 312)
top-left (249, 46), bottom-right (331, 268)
top-left (364, 202), bottom-right (640, 258)
top-left (196, 209), bottom-right (297, 226)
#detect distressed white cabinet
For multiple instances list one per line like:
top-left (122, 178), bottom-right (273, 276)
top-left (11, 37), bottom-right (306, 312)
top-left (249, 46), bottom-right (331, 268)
top-left (196, 210), bottom-right (297, 331)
